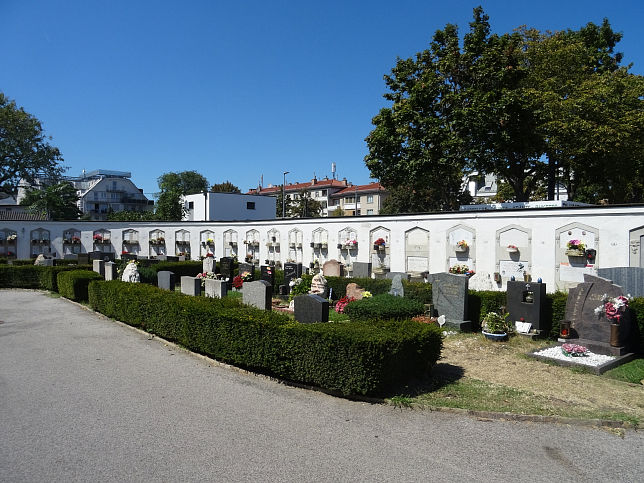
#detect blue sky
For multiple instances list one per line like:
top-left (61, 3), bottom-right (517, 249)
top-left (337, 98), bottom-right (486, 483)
top-left (2, 0), bottom-right (643, 198)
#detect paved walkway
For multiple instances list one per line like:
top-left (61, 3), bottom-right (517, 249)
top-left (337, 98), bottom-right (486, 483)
top-left (1, 290), bottom-right (643, 482)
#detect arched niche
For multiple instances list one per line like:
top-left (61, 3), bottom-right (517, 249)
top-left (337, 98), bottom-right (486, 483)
top-left (175, 229), bottom-right (191, 257)
top-left (200, 230), bottom-right (215, 257)
top-left (495, 225), bottom-right (532, 288)
top-left (122, 229), bottom-right (140, 255)
top-left (405, 227), bottom-right (430, 275)
top-left (337, 226), bottom-right (358, 270)
top-left (30, 228), bottom-right (51, 258)
top-left (223, 229), bottom-right (238, 258)
top-left (287, 228), bottom-right (303, 264)
top-left (555, 222), bottom-right (599, 291)
top-left (266, 228), bottom-right (281, 264)
top-left (630, 225), bottom-right (644, 268)
top-left (446, 224), bottom-right (475, 273)
top-left (93, 229), bottom-right (113, 253)
top-left (245, 229), bottom-right (260, 264)
top-left (370, 226), bottom-right (391, 274)
top-left (311, 228), bottom-right (329, 264)
top-left (149, 229), bottom-right (165, 257)
top-left (0, 228), bottom-right (18, 259)
top-left (63, 228), bottom-right (82, 255)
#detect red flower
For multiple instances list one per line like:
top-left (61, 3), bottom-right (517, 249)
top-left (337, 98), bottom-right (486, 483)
top-left (232, 275), bottom-right (244, 289)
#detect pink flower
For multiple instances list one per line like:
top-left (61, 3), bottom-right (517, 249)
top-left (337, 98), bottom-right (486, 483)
top-left (604, 302), bottom-right (618, 318)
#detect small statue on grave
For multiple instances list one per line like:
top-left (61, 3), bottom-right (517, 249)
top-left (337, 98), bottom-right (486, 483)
top-left (121, 260), bottom-right (141, 283)
top-left (309, 273), bottom-right (328, 298)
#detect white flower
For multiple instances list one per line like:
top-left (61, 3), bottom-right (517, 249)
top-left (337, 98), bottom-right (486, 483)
top-left (594, 306), bottom-right (604, 315)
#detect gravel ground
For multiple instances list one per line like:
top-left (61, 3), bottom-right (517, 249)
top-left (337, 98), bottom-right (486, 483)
top-left (533, 346), bottom-right (616, 367)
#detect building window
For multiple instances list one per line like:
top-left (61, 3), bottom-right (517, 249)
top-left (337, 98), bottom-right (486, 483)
top-left (188, 201), bottom-right (194, 209)
top-left (247, 202), bottom-right (256, 210)
top-left (367, 209), bottom-right (374, 215)
top-left (321, 189), bottom-right (327, 196)
top-left (344, 196), bottom-right (354, 203)
top-left (367, 195), bottom-right (374, 203)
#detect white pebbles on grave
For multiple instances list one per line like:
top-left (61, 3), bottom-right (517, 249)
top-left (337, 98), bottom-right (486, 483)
top-left (533, 346), bottom-right (616, 367)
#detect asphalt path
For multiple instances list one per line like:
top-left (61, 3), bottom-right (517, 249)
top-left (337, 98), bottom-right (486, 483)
top-left (1, 290), bottom-right (643, 482)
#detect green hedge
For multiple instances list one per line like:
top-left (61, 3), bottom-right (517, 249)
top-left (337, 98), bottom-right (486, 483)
top-left (630, 298), bottom-right (644, 351)
top-left (0, 257), bottom-right (7, 265)
top-left (88, 280), bottom-right (443, 396)
top-left (57, 270), bottom-right (104, 301)
top-left (0, 264), bottom-right (92, 291)
top-left (323, 276), bottom-right (432, 304)
top-left (10, 259), bottom-right (36, 266)
top-left (345, 293), bottom-right (425, 321)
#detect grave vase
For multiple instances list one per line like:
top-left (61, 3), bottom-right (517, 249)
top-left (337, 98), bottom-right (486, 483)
top-left (610, 323), bottom-right (620, 347)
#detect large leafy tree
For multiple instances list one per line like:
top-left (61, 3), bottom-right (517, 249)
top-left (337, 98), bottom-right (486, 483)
top-left (158, 171), bottom-right (208, 195)
top-left (19, 182), bottom-right (80, 219)
top-left (290, 189), bottom-right (323, 218)
top-left (0, 93), bottom-right (64, 196)
top-left (211, 180), bottom-right (240, 193)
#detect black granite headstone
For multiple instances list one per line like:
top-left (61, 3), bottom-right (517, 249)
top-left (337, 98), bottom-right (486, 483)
top-left (260, 265), bottom-right (275, 286)
top-left (426, 272), bottom-right (471, 331)
top-left (506, 281), bottom-right (547, 331)
top-left (283, 262), bottom-right (299, 293)
top-left (238, 262), bottom-right (255, 280)
top-left (220, 257), bottom-right (233, 279)
top-left (294, 294), bottom-right (329, 323)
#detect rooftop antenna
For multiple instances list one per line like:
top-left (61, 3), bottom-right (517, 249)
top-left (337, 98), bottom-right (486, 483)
top-left (331, 162), bottom-right (336, 180)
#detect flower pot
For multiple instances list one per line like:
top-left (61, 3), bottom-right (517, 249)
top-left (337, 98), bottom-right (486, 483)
top-left (378, 245), bottom-right (385, 251)
top-left (565, 248), bottom-right (585, 257)
top-left (310, 242), bottom-right (315, 248)
top-left (482, 330), bottom-right (508, 342)
top-left (455, 246), bottom-right (467, 253)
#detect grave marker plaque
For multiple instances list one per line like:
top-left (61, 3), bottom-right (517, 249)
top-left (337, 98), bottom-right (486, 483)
top-left (294, 295), bottom-right (329, 323)
top-left (157, 271), bottom-right (176, 291)
top-left (238, 262), bottom-right (255, 280)
top-left (219, 257), bottom-right (234, 280)
top-left (427, 272), bottom-right (471, 331)
top-left (242, 280), bottom-right (272, 310)
top-left (352, 262), bottom-right (371, 279)
top-left (260, 265), bottom-right (275, 287)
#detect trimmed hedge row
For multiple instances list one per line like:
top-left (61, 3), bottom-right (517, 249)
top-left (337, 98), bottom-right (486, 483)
top-left (324, 276), bottom-right (433, 304)
top-left (57, 270), bottom-right (104, 301)
top-left (345, 294), bottom-right (425, 321)
top-left (0, 264), bottom-right (93, 291)
top-left (88, 280), bottom-right (443, 396)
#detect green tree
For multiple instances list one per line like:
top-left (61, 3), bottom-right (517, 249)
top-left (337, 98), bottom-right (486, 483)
top-left (211, 180), bottom-right (241, 193)
top-left (155, 189), bottom-right (184, 221)
top-left (107, 210), bottom-right (158, 221)
top-left (329, 206), bottom-right (345, 217)
top-left (274, 186), bottom-right (293, 218)
top-left (0, 93), bottom-right (64, 196)
top-left (158, 171), bottom-right (208, 195)
top-left (290, 190), bottom-right (323, 218)
top-left (19, 182), bottom-right (80, 219)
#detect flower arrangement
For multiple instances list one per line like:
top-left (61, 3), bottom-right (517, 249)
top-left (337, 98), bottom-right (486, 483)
top-left (482, 312), bottom-right (512, 334)
top-left (72, 236), bottom-right (81, 244)
top-left (232, 275), bottom-right (244, 289)
top-left (456, 240), bottom-right (468, 249)
top-left (594, 294), bottom-right (631, 323)
top-left (345, 239), bottom-right (358, 248)
top-left (374, 238), bottom-right (386, 246)
top-left (566, 239), bottom-right (586, 251)
top-left (121, 250), bottom-right (128, 255)
top-left (335, 296), bottom-right (356, 313)
top-left (205, 252), bottom-right (214, 258)
top-left (362, 291), bottom-right (372, 298)
top-left (196, 271), bottom-right (217, 287)
top-left (177, 251), bottom-right (186, 256)
top-left (240, 271), bottom-right (252, 281)
top-left (449, 264), bottom-right (475, 276)
top-left (93, 234), bottom-right (103, 242)
top-left (561, 343), bottom-right (589, 357)
top-left (507, 244), bottom-right (517, 249)
top-left (7, 234), bottom-right (17, 242)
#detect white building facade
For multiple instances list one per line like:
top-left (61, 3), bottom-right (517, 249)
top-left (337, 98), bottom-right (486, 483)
top-left (182, 192), bottom-right (276, 221)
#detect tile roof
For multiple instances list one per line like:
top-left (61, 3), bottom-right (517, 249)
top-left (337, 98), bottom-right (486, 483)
top-left (331, 182), bottom-right (385, 196)
top-left (247, 178), bottom-right (349, 195)
top-left (0, 211), bottom-right (49, 221)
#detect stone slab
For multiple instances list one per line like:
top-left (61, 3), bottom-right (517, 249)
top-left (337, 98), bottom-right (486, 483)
top-left (386, 271), bottom-right (410, 281)
top-left (345, 282), bottom-right (364, 300)
top-left (294, 294), bottom-right (329, 324)
top-left (242, 280), bottom-right (272, 310)
top-left (202, 256), bottom-right (215, 274)
top-left (322, 259), bottom-right (343, 278)
top-left (351, 262), bottom-right (371, 279)
top-left (93, 260), bottom-right (104, 277)
top-left (427, 272), bottom-right (471, 331)
top-left (388, 274), bottom-right (404, 297)
top-left (506, 281), bottom-right (547, 331)
top-left (205, 279), bottom-right (228, 299)
top-left (238, 263), bottom-right (255, 280)
top-left (181, 276), bottom-right (201, 296)
top-left (157, 271), bottom-right (176, 291)
top-left (104, 262), bottom-right (118, 281)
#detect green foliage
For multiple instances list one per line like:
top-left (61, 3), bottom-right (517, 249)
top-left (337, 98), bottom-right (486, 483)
top-left (57, 270), bottom-right (103, 301)
top-left (107, 210), bottom-right (157, 221)
top-left (629, 298), bottom-right (644, 352)
top-left (154, 189), bottom-right (184, 221)
top-left (0, 257), bottom-right (7, 265)
top-left (603, 358), bottom-right (644, 384)
top-left (0, 92), bottom-right (64, 197)
top-left (289, 189), bottom-right (323, 218)
top-left (158, 171), bottom-right (209, 195)
top-left (0, 264), bottom-right (91, 291)
top-left (20, 181), bottom-right (81, 220)
top-left (88, 281), bottom-right (443, 395)
top-left (210, 180), bottom-right (240, 193)
top-left (482, 312), bottom-right (513, 334)
top-left (345, 294), bottom-right (424, 321)
top-left (288, 274), bottom-right (312, 301)
top-left (324, 276), bottom-right (431, 304)
top-left (545, 291), bottom-right (569, 339)
top-left (467, 291), bottom-right (507, 330)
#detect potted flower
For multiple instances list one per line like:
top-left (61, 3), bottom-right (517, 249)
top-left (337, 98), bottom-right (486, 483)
top-left (7, 233), bottom-right (17, 243)
top-left (565, 239), bottom-right (586, 257)
top-left (373, 237), bottom-right (386, 251)
top-left (561, 343), bottom-right (589, 357)
top-left (321, 242), bottom-right (328, 249)
top-left (455, 240), bottom-right (468, 252)
top-left (449, 264), bottom-right (475, 277)
top-left (72, 236), bottom-right (81, 244)
top-left (481, 312), bottom-right (511, 341)
top-left (507, 244), bottom-right (519, 253)
top-left (594, 294), bottom-right (631, 346)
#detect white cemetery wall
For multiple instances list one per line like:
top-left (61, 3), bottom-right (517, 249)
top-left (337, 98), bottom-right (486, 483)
top-left (2, 205), bottom-right (642, 292)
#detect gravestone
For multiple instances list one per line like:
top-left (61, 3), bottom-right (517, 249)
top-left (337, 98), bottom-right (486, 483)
top-left (181, 276), bottom-right (201, 296)
top-left (260, 265), bottom-right (275, 286)
top-left (506, 281), bottom-right (547, 332)
top-left (219, 257), bottom-right (234, 280)
top-left (242, 280), bottom-right (272, 310)
top-left (345, 282), bottom-right (365, 300)
top-left (426, 272), bottom-right (472, 331)
top-left (202, 256), bottom-right (215, 274)
top-left (238, 263), bottom-right (255, 280)
top-left (77, 254), bottom-right (89, 265)
top-left (565, 274), bottom-right (633, 354)
top-left (121, 262), bottom-right (140, 283)
top-left (155, 255), bottom-right (168, 261)
top-left (121, 253), bottom-right (137, 262)
top-left (93, 260), bottom-right (104, 277)
top-left (352, 262), bottom-right (372, 279)
top-left (157, 271), bottom-right (176, 291)
top-left (205, 279), bottom-right (228, 299)
top-left (64, 254), bottom-right (79, 261)
top-left (598, 267), bottom-right (644, 298)
top-left (388, 274), bottom-right (404, 297)
top-left (468, 271), bottom-right (497, 291)
top-left (386, 271), bottom-right (410, 282)
top-left (164, 255), bottom-right (179, 263)
top-left (104, 262), bottom-right (118, 281)
top-left (322, 259), bottom-right (343, 277)
top-left (294, 294), bottom-right (329, 323)
top-left (283, 262), bottom-right (299, 295)
top-left (309, 273), bottom-right (328, 298)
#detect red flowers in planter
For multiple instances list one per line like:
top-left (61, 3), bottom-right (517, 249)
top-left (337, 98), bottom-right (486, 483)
top-left (232, 275), bottom-right (244, 289)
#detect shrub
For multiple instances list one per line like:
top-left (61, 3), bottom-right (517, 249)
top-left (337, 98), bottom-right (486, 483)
top-left (0, 257), bottom-right (8, 265)
top-left (57, 270), bottom-right (104, 301)
top-left (402, 281), bottom-right (433, 304)
top-left (468, 291), bottom-right (506, 330)
top-left (10, 259), bottom-right (36, 266)
top-left (629, 298), bottom-right (644, 352)
top-left (0, 265), bottom-right (43, 288)
top-left (40, 265), bottom-right (93, 292)
top-left (545, 291), bottom-right (568, 338)
top-left (344, 293), bottom-right (424, 321)
top-left (88, 281), bottom-right (443, 395)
